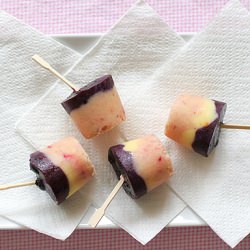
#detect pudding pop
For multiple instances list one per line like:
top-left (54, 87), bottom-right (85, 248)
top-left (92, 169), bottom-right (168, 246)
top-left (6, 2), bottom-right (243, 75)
top-left (165, 93), bottom-right (250, 157)
top-left (62, 75), bottom-right (125, 139)
top-left (0, 137), bottom-right (95, 205)
top-left (165, 93), bottom-right (227, 157)
top-left (88, 134), bottom-right (173, 227)
top-left (32, 55), bottom-right (125, 139)
top-left (108, 134), bottom-right (173, 199)
top-left (30, 137), bottom-right (95, 204)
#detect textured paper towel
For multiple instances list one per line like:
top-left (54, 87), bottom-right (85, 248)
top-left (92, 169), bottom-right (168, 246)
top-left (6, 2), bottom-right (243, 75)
top-left (17, 1), bottom-right (186, 244)
top-left (0, 11), bottom-right (93, 240)
top-left (117, 0), bottom-right (250, 248)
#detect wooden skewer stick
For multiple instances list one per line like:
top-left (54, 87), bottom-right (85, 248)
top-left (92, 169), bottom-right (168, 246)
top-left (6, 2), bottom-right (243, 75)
top-left (88, 175), bottom-right (125, 228)
top-left (220, 123), bottom-right (250, 130)
top-left (32, 54), bottom-right (79, 92)
top-left (0, 180), bottom-right (36, 191)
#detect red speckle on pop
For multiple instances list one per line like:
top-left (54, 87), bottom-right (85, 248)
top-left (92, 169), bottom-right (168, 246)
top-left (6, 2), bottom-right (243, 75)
top-left (63, 154), bottom-right (73, 159)
top-left (158, 156), bottom-right (162, 162)
top-left (101, 125), bottom-right (108, 131)
top-left (47, 145), bottom-right (52, 148)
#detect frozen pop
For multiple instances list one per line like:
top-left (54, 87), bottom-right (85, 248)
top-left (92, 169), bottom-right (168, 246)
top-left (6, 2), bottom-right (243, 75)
top-left (108, 135), bottom-right (173, 199)
top-left (62, 75), bottom-right (126, 139)
top-left (165, 93), bottom-right (227, 157)
top-left (30, 137), bottom-right (95, 204)
top-left (88, 134), bottom-right (173, 227)
top-left (32, 55), bottom-right (125, 139)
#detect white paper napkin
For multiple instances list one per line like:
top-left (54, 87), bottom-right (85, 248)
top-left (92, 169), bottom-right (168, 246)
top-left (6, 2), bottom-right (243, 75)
top-left (116, 0), bottom-right (250, 247)
top-left (17, 1), bottom-right (186, 244)
top-left (0, 11), bottom-right (93, 240)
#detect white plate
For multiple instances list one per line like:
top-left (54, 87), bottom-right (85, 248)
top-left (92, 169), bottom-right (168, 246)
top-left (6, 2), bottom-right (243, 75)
top-left (0, 34), bottom-right (205, 230)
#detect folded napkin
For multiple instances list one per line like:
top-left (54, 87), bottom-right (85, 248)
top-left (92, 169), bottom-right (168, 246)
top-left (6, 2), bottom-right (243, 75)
top-left (118, 0), bottom-right (250, 247)
top-left (17, 0), bottom-right (186, 244)
top-left (0, 11), bottom-right (91, 239)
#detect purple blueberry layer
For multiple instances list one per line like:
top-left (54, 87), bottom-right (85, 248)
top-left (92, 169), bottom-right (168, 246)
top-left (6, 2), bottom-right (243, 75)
top-left (62, 75), bottom-right (114, 114)
top-left (192, 100), bottom-right (227, 157)
top-left (108, 144), bottom-right (147, 199)
top-left (30, 151), bottom-right (69, 204)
